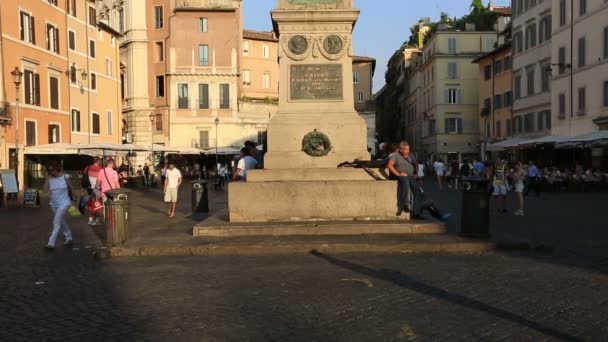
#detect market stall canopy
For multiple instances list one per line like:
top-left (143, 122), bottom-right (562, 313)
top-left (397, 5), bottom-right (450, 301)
top-left (77, 143), bottom-right (149, 156)
top-left (164, 146), bottom-right (205, 155)
top-left (556, 130), bottom-right (608, 149)
top-left (518, 135), bottom-right (569, 147)
top-left (205, 147), bottom-right (241, 155)
top-left (486, 137), bottom-right (531, 151)
top-left (24, 143), bottom-right (80, 155)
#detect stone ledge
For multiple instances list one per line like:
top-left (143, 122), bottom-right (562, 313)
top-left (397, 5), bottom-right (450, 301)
top-left (96, 234), bottom-right (496, 258)
top-left (193, 220), bottom-right (446, 237)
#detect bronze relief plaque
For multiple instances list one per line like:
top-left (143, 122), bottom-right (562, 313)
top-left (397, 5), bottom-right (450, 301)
top-left (290, 64), bottom-right (343, 100)
top-left (288, 35), bottom-right (308, 55)
top-left (323, 35), bottom-right (343, 55)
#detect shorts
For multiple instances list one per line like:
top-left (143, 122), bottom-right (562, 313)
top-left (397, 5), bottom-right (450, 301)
top-left (493, 184), bottom-right (508, 196)
top-left (514, 181), bottom-right (524, 193)
top-left (164, 187), bottom-right (178, 203)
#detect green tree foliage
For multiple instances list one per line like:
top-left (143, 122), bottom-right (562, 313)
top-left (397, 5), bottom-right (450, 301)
top-left (470, 0), bottom-right (484, 13)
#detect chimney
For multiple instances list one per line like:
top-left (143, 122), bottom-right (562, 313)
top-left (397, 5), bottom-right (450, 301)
top-left (465, 23), bottom-right (476, 32)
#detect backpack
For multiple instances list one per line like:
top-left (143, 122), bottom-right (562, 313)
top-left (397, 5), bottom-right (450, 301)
top-left (81, 166), bottom-right (91, 189)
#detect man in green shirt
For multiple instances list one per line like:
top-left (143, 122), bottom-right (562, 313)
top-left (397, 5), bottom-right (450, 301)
top-left (387, 142), bottom-right (417, 216)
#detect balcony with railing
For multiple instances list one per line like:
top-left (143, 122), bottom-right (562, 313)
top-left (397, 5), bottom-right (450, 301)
top-left (0, 102), bottom-right (11, 124)
top-left (173, 0), bottom-right (240, 10)
top-left (480, 107), bottom-right (490, 117)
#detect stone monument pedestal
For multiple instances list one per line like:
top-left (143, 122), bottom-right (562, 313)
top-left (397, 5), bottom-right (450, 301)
top-left (227, 0), bottom-right (407, 224)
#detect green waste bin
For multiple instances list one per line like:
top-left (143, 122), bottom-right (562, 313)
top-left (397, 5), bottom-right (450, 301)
top-left (460, 178), bottom-right (490, 238)
top-left (191, 180), bottom-right (209, 213)
top-left (104, 189), bottom-right (130, 245)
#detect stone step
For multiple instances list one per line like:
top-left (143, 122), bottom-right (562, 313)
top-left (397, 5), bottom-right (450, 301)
top-left (193, 218), bottom-right (446, 237)
top-left (101, 234), bottom-right (496, 258)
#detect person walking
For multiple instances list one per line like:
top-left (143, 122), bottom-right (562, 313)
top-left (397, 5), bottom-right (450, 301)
top-left (387, 142), bottom-right (416, 215)
top-left (43, 161), bottom-right (74, 250)
top-left (416, 160), bottom-right (425, 185)
top-left (450, 159), bottom-right (460, 190)
top-left (434, 159), bottom-right (446, 191)
top-left (512, 161), bottom-right (526, 216)
top-left (164, 162), bottom-right (182, 218)
top-left (525, 161), bottom-right (542, 197)
top-left (491, 158), bottom-right (509, 213)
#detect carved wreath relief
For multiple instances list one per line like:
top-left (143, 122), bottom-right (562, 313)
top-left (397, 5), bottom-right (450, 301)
top-left (302, 130), bottom-right (332, 157)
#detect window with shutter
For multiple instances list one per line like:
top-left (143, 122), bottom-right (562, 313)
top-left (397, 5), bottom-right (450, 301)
top-left (89, 6), bottom-right (97, 27)
top-left (26, 121), bottom-right (36, 146)
top-left (156, 76), bottom-right (164, 97)
top-left (69, 30), bottom-right (75, 50)
top-left (48, 124), bottom-right (60, 143)
top-left (219, 84), bottom-right (230, 109)
top-left (92, 113), bottom-right (100, 134)
top-left (91, 73), bottom-right (97, 90)
top-left (89, 40), bottom-right (96, 58)
top-left (198, 45), bottom-right (209, 66)
top-left (578, 37), bottom-right (586, 67)
top-left (199, 17), bottom-right (208, 32)
top-left (24, 70), bottom-right (33, 105)
top-left (34, 73), bottom-right (41, 106)
top-left (71, 109), bottom-right (81, 132)
top-left (107, 111), bottom-right (113, 135)
top-left (199, 84), bottom-right (209, 109)
top-left (50, 76), bottom-right (59, 110)
top-left (199, 131), bottom-right (210, 149)
top-left (178, 84), bottom-right (189, 109)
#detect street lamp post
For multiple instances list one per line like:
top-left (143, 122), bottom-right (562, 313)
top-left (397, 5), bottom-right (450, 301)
top-left (149, 113), bottom-right (155, 186)
top-left (214, 117), bottom-right (219, 172)
top-left (11, 67), bottom-right (23, 191)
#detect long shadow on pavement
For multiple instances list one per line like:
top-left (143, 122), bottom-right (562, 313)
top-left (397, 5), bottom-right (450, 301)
top-left (310, 250), bottom-right (582, 342)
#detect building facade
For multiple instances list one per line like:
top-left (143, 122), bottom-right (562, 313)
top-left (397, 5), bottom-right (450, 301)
top-left (511, 0), bottom-right (553, 141)
top-left (473, 43), bottom-right (513, 158)
top-left (0, 0), bottom-right (121, 188)
top-left (241, 29), bottom-right (279, 101)
top-left (420, 30), bottom-right (498, 162)
top-left (550, 0), bottom-right (608, 136)
top-left (352, 56), bottom-right (376, 153)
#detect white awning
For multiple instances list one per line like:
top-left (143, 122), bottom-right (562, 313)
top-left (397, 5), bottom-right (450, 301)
top-left (486, 137), bottom-right (531, 151)
top-left (556, 130), bottom-right (608, 148)
top-left (519, 135), bottom-right (569, 146)
top-left (24, 143), bottom-right (80, 155)
top-left (205, 147), bottom-right (241, 155)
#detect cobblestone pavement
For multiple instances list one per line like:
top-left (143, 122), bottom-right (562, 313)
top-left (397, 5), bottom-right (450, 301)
top-left (422, 180), bottom-right (608, 261)
top-left (2, 245), bottom-right (608, 341)
top-left (1, 183), bottom-right (608, 341)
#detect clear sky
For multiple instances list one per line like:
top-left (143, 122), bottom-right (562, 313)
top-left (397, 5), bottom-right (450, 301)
top-left (243, 0), bottom-right (511, 93)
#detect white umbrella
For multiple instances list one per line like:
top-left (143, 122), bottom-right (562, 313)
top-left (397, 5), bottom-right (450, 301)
top-left (24, 143), bottom-right (80, 155)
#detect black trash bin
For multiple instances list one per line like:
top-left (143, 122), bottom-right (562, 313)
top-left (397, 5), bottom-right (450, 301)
top-left (191, 180), bottom-right (209, 213)
top-left (460, 177), bottom-right (490, 238)
top-left (105, 189), bottom-right (130, 245)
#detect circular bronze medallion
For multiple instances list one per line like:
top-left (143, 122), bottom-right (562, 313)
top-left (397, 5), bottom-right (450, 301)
top-left (323, 35), bottom-right (343, 55)
top-left (288, 35), bottom-right (308, 55)
top-left (302, 130), bottom-right (332, 157)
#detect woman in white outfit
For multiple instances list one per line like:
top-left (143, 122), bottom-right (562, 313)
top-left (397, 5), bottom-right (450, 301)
top-left (43, 160), bottom-right (74, 250)
top-left (512, 161), bottom-right (526, 216)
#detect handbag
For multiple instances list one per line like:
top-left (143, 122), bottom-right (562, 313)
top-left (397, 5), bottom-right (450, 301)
top-left (64, 176), bottom-right (75, 201)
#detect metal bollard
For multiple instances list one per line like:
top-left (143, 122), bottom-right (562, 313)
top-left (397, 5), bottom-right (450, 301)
top-left (191, 180), bottom-right (209, 213)
top-left (104, 190), bottom-right (130, 245)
